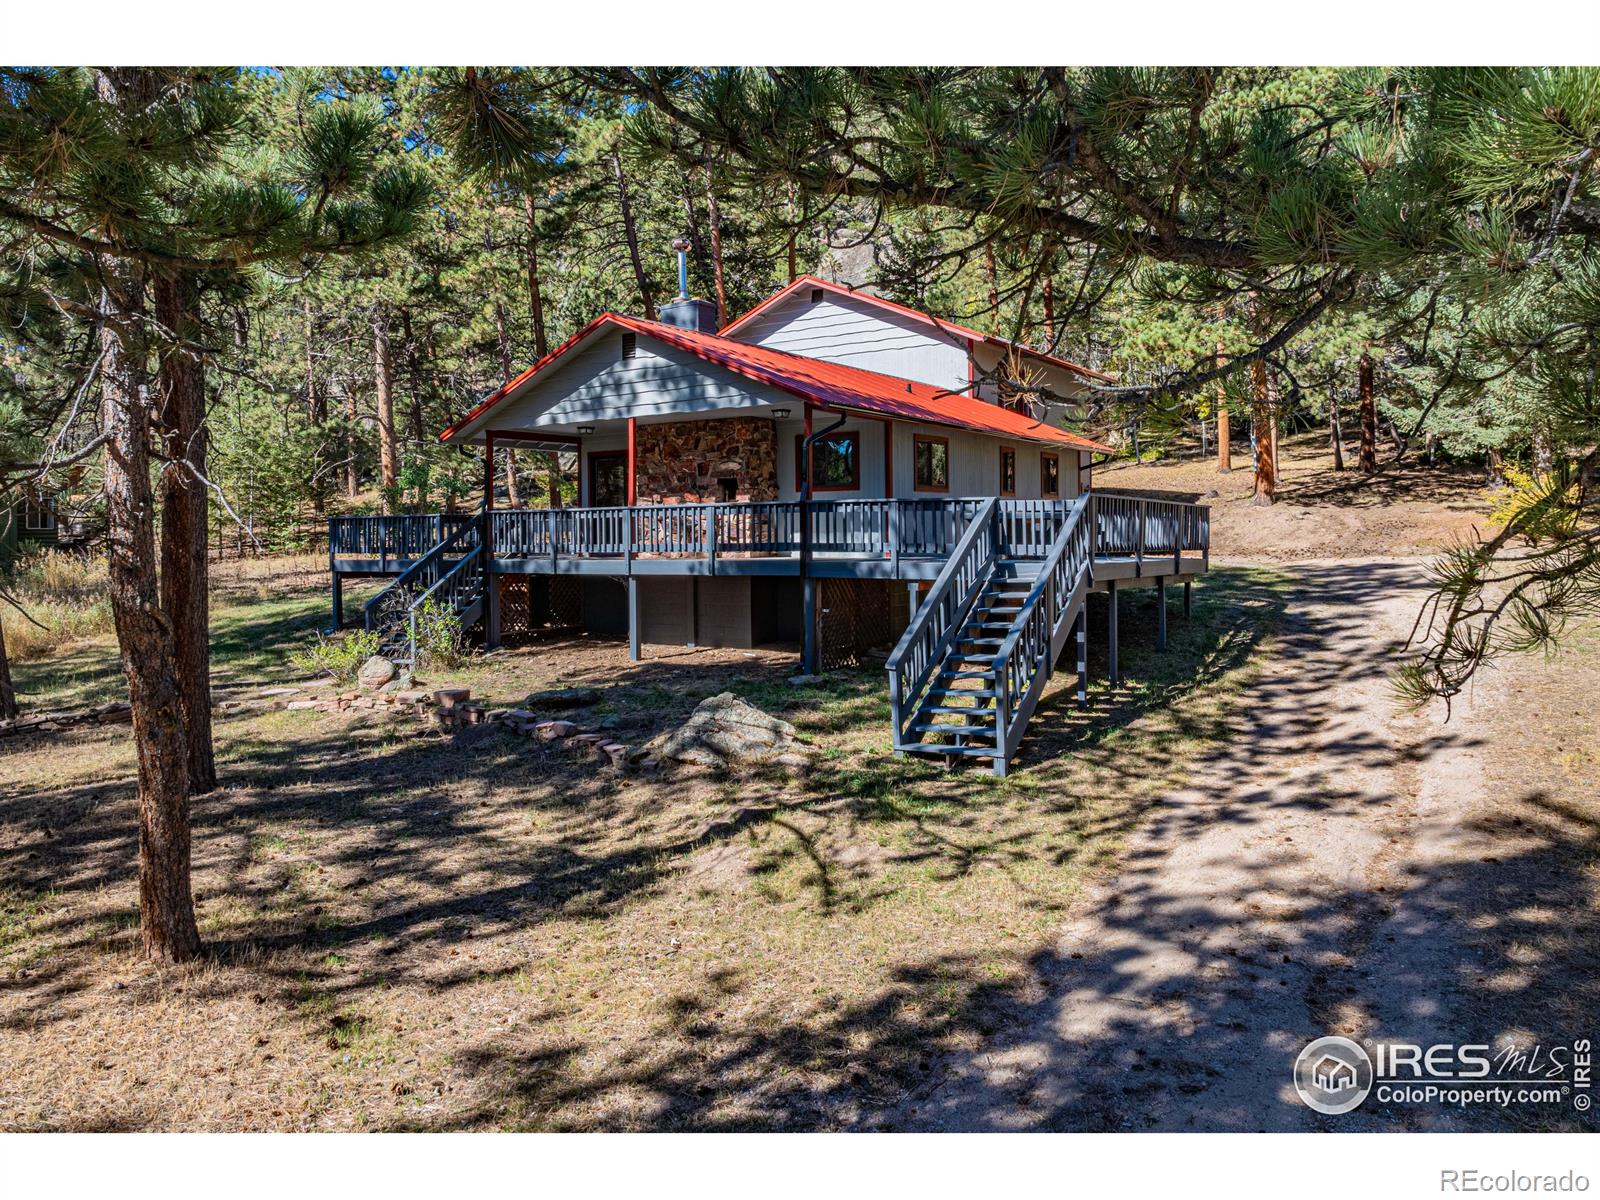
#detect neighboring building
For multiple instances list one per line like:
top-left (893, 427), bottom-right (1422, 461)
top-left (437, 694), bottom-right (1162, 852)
top-left (1, 493), bottom-right (60, 570)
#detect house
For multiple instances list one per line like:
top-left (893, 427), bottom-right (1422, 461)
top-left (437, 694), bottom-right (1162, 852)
top-left (1, 493), bottom-right (60, 571)
top-left (328, 259), bottom-right (1210, 774)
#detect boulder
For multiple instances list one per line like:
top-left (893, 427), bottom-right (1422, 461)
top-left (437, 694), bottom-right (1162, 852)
top-left (434, 687), bottom-right (470, 708)
top-left (522, 686), bottom-right (602, 711)
top-left (650, 692), bottom-right (815, 770)
top-left (357, 655), bottom-right (397, 690)
top-left (535, 719), bottom-right (579, 740)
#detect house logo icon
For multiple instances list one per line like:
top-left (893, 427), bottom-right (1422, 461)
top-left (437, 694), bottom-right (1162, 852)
top-left (1294, 1036), bottom-right (1374, 1115)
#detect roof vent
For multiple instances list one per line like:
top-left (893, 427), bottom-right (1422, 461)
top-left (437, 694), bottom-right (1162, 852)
top-left (810, 288), bottom-right (823, 303)
top-left (621, 331), bottom-right (637, 360)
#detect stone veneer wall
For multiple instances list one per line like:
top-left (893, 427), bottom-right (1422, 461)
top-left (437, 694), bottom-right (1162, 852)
top-left (634, 417), bottom-right (778, 503)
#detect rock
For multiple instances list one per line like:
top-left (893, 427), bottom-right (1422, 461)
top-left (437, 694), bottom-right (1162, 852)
top-left (434, 687), bottom-right (470, 708)
top-left (357, 656), bottom-right (397, 690)
top-left (286, 700), bottom-right (319, 711)
top-left (395, 690), bottom-right (429, 704)
top-left (260, 687), bottom-right (301, 698)
top-left (786, 674), bottom-right (824, 687)
top-left (522, 686), bottom-right (602, 711)
top-left (651, 692), bottom-right (815, 769)
top-left (535, 720), bottom-right (578, 741)
top-left (773, 752), bottom-right (813, 774)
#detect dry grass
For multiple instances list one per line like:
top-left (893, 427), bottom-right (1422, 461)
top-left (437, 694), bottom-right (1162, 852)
top-left (2, 550), bottom-right (113, 662)
top-left (0, 559), bottom-right (1291, 1130)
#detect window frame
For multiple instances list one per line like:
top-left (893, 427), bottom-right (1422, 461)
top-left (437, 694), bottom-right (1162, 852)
top-left (22, 497), bottom-right (55, 532)
top-left (997, 446), bottom-right (1017, 497)
top-left (913, 434), bottom-right (951, 494)
top-left (794, 428), bottom-right (861, 493)
top-left (1040, 451), bottom-right (1061, 500)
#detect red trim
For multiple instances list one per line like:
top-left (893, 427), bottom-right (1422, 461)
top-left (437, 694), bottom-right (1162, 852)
top-left (721, 275), bottom-right (1115, 383)
top-left (625, 417), bottom-right (637, 506)
top-left (440, 312), bottom-right (1112, 454)
top-left (794, 429), bottom-right (860, 492)
top-left (485, 428), bottom-right (582, 447)
top-left (438, 313), bottom-right (618, 443)
top-left (912, 434), bottom-right (950, 494)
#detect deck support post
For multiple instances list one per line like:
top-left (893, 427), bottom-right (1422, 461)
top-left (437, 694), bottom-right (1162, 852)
top-left (1107, 579), bottom-right (1120, 686)
top-left (627, 577), bottom-right (640, 662)
top-left (331, 572), bottom-right (343, 631)
top-left (1075, 605), bottom-right (1088, 708)
top-left (801, 576), bottom-right (819, 674)
top-left (1183, 579), bottom-right (1192, 619)
top-left (485, 565), bottom-right (502, 650)
top-left (1157, 577), bottom-right (1168, 650)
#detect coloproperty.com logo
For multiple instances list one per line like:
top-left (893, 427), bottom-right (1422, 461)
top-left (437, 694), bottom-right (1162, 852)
top-left (1292, 1035), bottom-right (1593, 1117)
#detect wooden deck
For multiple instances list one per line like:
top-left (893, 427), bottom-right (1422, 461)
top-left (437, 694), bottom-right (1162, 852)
top-left (328, 497), bottom-right (1209, 583)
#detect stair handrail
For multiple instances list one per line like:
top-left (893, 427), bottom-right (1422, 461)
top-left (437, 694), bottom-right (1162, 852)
top-left (991, 493), bottom-right (1095, 767)
top-left (404, 538), bottom-right (487, 668)
top-left (361, 512), bottom-right (483, 634)
top-left (885, 495), bottom-right (999, 746)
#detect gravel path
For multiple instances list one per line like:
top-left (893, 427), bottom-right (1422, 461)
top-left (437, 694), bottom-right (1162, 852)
top-left (895, 557), bottom-right (1498, 1131)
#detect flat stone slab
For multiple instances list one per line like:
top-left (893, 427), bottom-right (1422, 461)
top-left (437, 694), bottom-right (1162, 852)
top-left (522, 686), bottom-right (602, 711)
top-left (650, 692), bottom-right (816, 770)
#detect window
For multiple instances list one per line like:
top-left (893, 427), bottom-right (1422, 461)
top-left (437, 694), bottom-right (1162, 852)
top-left (795, 430), bottom-right (860, 492)
top-left (1040, 452), bottom-right (1061, 499)
top-left (998, 447), bottom-right (1017, 497)
top-left (914, 435), bottom-right (950, 493)
top-left (22, 497), bottom-right (55, 532)
top-left (620, 331), bottom-right (637, 360)
top-left (810, 288), bottom-right (824, 304)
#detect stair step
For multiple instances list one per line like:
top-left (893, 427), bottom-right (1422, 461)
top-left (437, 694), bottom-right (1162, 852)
top-left (912, 723), bottom-right (997, 737)
top-left (937, 670), bottom-right (996, 681)
top-left (921, 703), bottom-right (996, 715)
top-left (927, 688), bottom-right (998, 699)
top-left (903, 743), bottom-right (998, 758)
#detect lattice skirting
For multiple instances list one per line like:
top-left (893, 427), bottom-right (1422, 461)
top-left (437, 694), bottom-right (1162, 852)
top-left (818, 578), bottom-right (906, 671)
top-left (497, 575), bottom-right (584, 643)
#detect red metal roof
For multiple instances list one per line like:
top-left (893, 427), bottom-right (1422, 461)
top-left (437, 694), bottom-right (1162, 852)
top-left (440, 313), bottom-right (1110, 453)
top-left (719, 275), bottom-right (1117, 384)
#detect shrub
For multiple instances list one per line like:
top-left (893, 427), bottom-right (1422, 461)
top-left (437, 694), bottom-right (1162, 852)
top-left (288, 628), bottom-right (380, 684)
top-left (1488, 466), bottom-right (1579, 545)
top-left (412, 598), bottom-right (465, 670)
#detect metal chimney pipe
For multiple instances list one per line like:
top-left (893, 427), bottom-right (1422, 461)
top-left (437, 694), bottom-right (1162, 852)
top-left (671, 237), bottom-right (691, 301)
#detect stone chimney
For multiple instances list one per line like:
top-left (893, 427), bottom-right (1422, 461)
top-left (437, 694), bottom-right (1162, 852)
top-left (657, 236), bottom-right (720, 333)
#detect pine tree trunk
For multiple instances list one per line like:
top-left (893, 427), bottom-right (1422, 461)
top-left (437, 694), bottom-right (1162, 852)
top-left (504, 449), bottom-right (521, 508)
top-left (1251, 359), bottom-right (1276, 506)
top-left (101, 281), bottom-right (202, 964)
top-left (1358, 350), bottom-right (1377, 472)
top-left (1330, 395), bottom-right (1346, 471)
top-left (1042, 274), bottom-right (1055, 349)
top-left (612, 148), bottom-right (655, 320)
top-left (155, 272), bottom-right (216, 795)
top-left (344, 376), bottom-right (359, 499)
top-left (400, 308), bottom-right (426, 445)
top-left (703, 167), bottom-right (728, 327)
top-left (1216, 339), bottom-right (1232, 473)
top-left (373, 307), bottom-right (398, 508)
top-left (524, 194), bottom-right (549, 359)
top-left (786, 179), bottom-right (798, 283)
top-left (305, 297), bottom-right (324, 426)
top-left (0, 616), bottom-right (16, 721)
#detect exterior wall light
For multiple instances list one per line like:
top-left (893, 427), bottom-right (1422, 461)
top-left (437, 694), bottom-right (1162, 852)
top-left (576, 424), bottom-right (595, 435)
top-left (771, 408), bottom-right (791, 420)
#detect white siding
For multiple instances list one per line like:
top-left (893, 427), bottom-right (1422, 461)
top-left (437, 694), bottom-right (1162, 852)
top-left (731, 292), bottom-right (970, 392)
top-left (886, 423), bottom-right (1087, 500)
top-left (467, 328), bottom-right (795, 435)
top-left (774, 415), bottom-right (888, 502)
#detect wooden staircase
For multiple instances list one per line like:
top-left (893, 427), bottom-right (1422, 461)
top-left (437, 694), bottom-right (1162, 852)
top-left (361, 515), bottom-right (487, 669)
top-left (887, 494), bottom-right (1097, 776)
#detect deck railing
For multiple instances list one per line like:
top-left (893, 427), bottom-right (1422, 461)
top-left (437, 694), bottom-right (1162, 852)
top-left (335, 493), bottom-right (1209, 577)
top-left (330, 513), bottom-right (477, 563)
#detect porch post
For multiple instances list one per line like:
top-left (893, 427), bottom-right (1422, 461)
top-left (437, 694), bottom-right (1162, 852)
top-left (485, 565), bottom-right (502, 649)
top-left (1184, 578), bottom-right (1193, 618)
top-left (626, 417), bottom-right (637, 506)
top-left (627, 577), bottom-right (641, 661)
top-left (1157, 577), bottom-right (1167, 650)
top-left (1107, 580), bottom-right (1120, 685)
top-left (802, 577), bottom-right (818, 674)
top-left (331, 571), bottom-right (343, 631)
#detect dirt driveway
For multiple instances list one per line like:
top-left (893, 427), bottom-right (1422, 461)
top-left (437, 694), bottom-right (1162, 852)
top-left (894, 556), bottom-right (1598, 1132)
